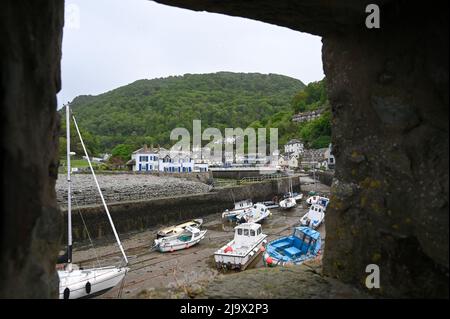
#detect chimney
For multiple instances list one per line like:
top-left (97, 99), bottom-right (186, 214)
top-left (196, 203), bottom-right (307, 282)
top-left (143, 144), bottom-right (148, 152)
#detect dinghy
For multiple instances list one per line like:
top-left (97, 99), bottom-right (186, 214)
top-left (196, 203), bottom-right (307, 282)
top-left (236, 203), bottom-right (271, 224)
top-left (300, 204), bottom-right (325, 229)
top-left (58, 104), bottom-right (129, 299)
top-left (214, 223), bottom-right (268, 270)
top-left (263, 226), bottom-right (321, 267)
top-left (156, 219), bottom-right (203, 239)
top-left (154, 226), bottom-right (207, 252)
top-left (222, 199), bottom-right (253, 222)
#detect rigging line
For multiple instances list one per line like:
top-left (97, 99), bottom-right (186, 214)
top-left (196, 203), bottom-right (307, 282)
top-left (72, 191), bottom-right (102, 269)
top-left (71, 111), bottom-right (129, 265)
top-left (117, 268), bottom-right (128, 299)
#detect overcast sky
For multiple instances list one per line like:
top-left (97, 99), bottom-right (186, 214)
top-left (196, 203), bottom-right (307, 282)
top-left (58, 0), bottom-right (324, 108)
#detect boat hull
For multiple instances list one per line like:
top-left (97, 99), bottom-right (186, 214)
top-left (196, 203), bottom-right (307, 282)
top-left (58, 266), bottom-right (128, 299)
top-left (214, 236), bottom-right (267, 270)
top-left (157, 230), bottom-right (207, 252)
top-left (262, 251), bottom-right (319, 267)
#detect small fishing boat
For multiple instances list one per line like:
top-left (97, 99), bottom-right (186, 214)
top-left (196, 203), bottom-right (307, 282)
top-left (300, 204), bottom-right (325, 229)
top-left (222, 199), bottom-right (253, 222)
top-left (236, 203), bottom-right (271, 224)
top-left (263, 226), bottom-right (321, 267)
top-left (156, 219), bottom-right (203, 239)
top-left (279, 197), bottom-right (297, 210)
top-left (154, 226), bottom-right (207, 252)
top-left (214, 223), bottom-right (268, 270)
top-left (306, 195), bottom-right (329, 208)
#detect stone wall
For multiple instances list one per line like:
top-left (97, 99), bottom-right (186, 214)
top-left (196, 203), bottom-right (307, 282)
top-left (0, 1), bottom-right (64, 298)
top-left (308, 171), bottom-right (334, 187)
top-left (61, 176), bottom-right (301, 241)
top-left (322, 5), bottom-right (449, 298)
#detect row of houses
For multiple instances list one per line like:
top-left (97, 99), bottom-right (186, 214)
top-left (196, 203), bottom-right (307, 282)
top-left (126, 145), bottom-right (209, 173)
top-left (280, 139), bottom-right (335, 170)
top-left (292, 108), bottom-right (325, 123)
top-left (126, 139), bottom-right (334, 173)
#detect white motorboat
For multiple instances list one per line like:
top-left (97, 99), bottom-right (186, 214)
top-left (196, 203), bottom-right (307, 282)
top-left (300, 204), bottom-right (325, 229)
top-left (306, 195), bottom-right (330, 208)
top-left (236, 203), bottom-right (271, 224)
top-left (214, 223), bottom-right (268, 270)
top-left (58, 103), bottom-right (129, 299)
top-left (222, 199), bottom-right (253, 222)
top-left (279, 197), bottom-right (297, 209)
top-left (156, 218), bottom-right (203, 238)
top-left (154, 226), bottom-right (207, 252)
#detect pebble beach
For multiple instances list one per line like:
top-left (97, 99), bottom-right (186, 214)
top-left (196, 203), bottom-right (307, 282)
top-left (56, 173), bottom-right (212, 208)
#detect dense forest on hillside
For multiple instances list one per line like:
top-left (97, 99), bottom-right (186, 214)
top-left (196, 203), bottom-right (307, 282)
top-left (62, 72), bottom-right (305, 154)
top-left (59, 73), bottom-right (331, 162)
top-left (257, 78), bottom-right (331, 149)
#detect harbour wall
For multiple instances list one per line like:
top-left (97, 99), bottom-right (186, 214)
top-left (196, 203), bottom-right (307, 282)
top-left (62, 175), bottom-right (301, 242)
top-left (210, 169), bottom-right (282, 179)
top-left (308, 171), bottom-right (334, 187)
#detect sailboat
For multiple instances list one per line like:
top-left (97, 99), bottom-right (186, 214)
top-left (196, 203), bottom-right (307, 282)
top-left (57, 103), bottom-right (129, 299)
top-left (279, 177), bottom-right (297, 210)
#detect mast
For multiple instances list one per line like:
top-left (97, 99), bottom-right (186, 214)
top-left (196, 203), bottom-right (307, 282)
top-left (72, 112), bottom-right (129, 265)
top-left (66, 104), bottom-right (73, 267)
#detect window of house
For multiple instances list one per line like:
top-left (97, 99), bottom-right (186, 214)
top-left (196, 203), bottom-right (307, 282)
top-left (237, 229), bottom-right (242, 235)
top-left (250, 230), bottom-right (256, 236)
top-left (244, 229), bottom-right (249, 236)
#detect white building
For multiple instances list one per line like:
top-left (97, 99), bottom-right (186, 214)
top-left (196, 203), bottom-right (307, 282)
top-left (324, 143), bottom-right (335, 169)
top-left (284, 139), bottom-right (304, 156)
top-left (127, 145), bottom-right (208, 173)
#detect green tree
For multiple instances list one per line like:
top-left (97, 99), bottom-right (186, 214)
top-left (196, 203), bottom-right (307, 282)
top-left (111, 144), bottom-right (134, 162)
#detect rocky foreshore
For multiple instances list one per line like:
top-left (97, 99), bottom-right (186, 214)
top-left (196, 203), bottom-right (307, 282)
top-left (56, 173), bottom-right (212, 208)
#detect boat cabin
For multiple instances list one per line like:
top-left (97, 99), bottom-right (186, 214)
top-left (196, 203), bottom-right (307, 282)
top-left (309, 204), bottom-right (325, 215)
top-left (234, 223), bottom-right (264, 248)
top-left (234, 199), bottom-right (253, 210)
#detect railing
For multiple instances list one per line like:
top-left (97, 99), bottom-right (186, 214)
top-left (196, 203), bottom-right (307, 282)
top-left (212, 173), bottom-right (289, 188)
top-left (240, 173), bottom-right (286, 184)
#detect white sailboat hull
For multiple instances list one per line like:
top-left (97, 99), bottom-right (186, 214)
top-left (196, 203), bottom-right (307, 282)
top-left (279, 198), bottom-right (297, 209)
top-left (58, 266), bottom-right (128, 299)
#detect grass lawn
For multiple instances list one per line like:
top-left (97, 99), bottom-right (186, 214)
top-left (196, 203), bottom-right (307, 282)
top-left (60, 159), bottom-right (91, 168)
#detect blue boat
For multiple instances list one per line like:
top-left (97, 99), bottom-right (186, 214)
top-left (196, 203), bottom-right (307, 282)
top-left (263, 226), bottom-right (321, 267)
